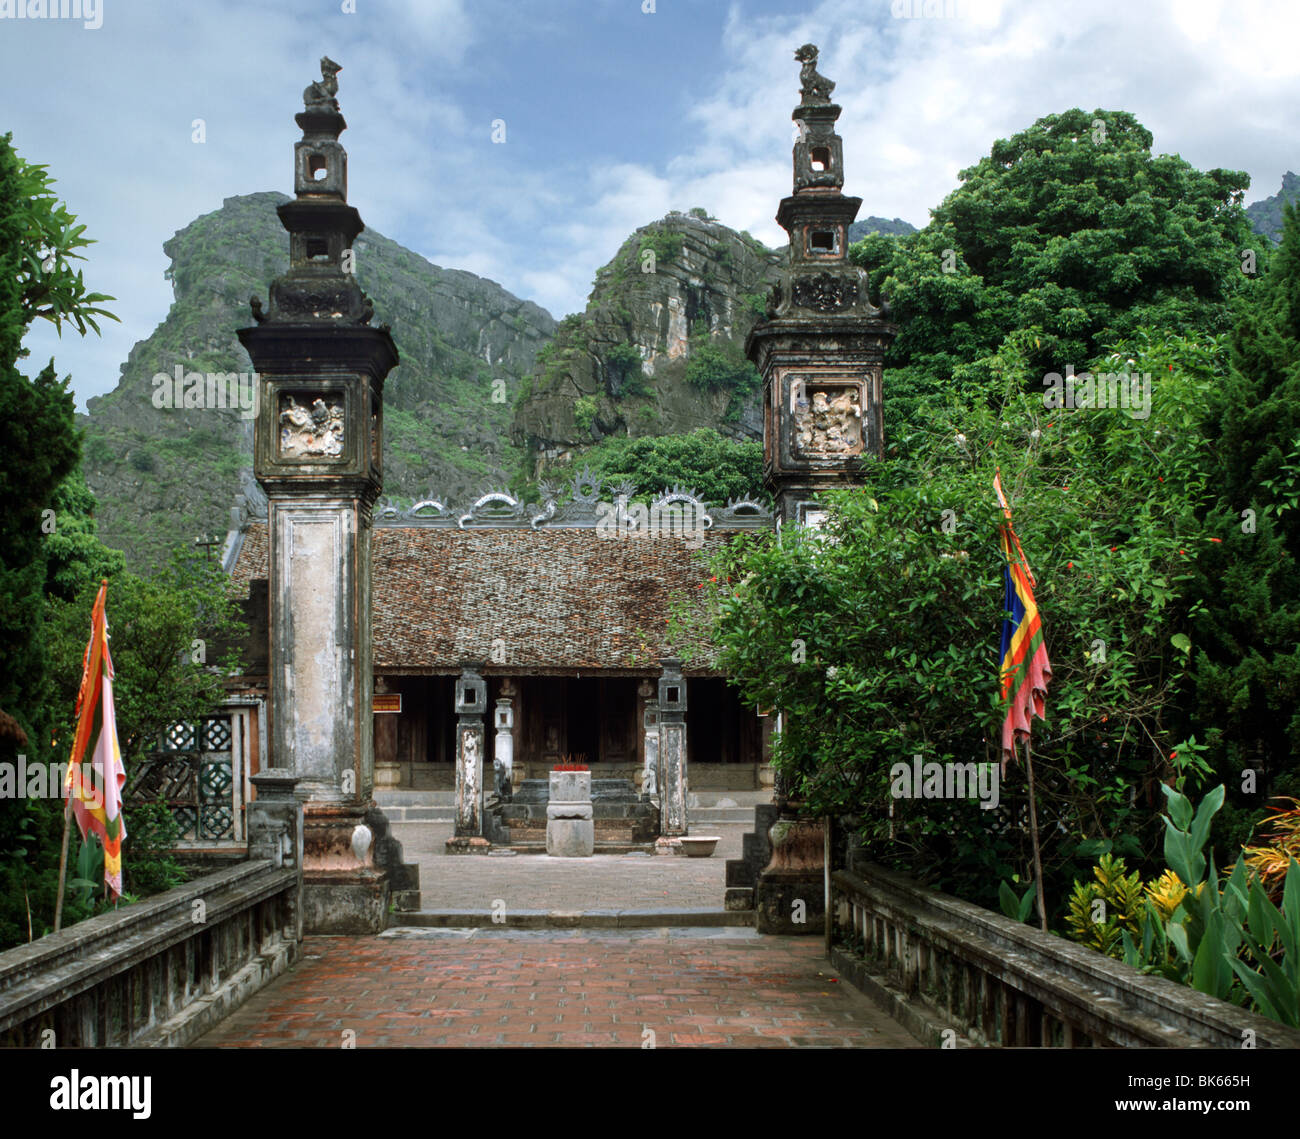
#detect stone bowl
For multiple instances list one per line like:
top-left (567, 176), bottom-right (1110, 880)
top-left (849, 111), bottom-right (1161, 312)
top-left (678, 836), bottom-right (720, 858)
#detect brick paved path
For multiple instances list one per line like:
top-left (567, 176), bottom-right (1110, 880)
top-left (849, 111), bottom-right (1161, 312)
top-left (195, 928), bottom-right (919, 1048)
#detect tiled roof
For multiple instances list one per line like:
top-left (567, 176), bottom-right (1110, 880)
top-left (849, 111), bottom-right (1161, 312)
top-left (229, 524), bottom-right (735, 674)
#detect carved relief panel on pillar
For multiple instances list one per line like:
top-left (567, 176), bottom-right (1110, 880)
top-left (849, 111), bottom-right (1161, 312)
top-left (773, 369), bottom-right (884, 469)
top-left (255, 373), bottom-right (385, 488)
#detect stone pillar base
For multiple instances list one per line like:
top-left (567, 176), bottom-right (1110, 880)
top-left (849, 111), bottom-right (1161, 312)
top-left (755, 816), bottom-right (825, 935)
top-left (303, 869), bottom-right (390, 934)
top-left (654, 836), bottom-right (682, 856)
top-left (755, 873), bottom-right (824, 934)
top-left (303, 800), bottom-right (374, 870)
top-left (374, 762), bottom-right (401, 789)
top-left (445, 836), bottom-right (492, 855)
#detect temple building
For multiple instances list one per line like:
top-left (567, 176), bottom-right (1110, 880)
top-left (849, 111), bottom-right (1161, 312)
top-left (222, 473), bottom-right (776, 798)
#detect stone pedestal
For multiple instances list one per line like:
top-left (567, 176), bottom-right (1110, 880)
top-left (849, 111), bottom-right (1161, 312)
top-left (755, 814), bottom-right (825, 935)
top-left (546, 770), bottom-right (594, 857)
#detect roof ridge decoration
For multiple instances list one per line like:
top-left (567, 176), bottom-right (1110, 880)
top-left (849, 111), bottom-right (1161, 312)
top-left (223, 464), bottom-right (772, 542)
top-left (457, 490), bottom-right (528, 529)
top-left (648, 486), bottom-right (714, 531)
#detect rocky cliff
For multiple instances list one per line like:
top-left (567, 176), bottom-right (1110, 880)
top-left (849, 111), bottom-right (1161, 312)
top-left (509, 210), bottom-right (784, 479)
top-left (1245, 171), bottom-right (1300, 245)
top-left (80, 192), bottom-right (556, 569)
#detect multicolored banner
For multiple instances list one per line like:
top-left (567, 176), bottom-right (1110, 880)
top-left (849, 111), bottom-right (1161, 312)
top-left (995, 471), bottom-right (1051, 771)
top-left (63, 582), bottom-right (126, 898)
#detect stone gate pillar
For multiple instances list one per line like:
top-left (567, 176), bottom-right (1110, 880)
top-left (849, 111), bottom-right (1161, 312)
top-left (746, 44), bottom-right (897, 529)
top-left (656, 659), bottom-right (687, 849)
top-left (641, 697), bottom-right (659, 806)
top-left (493, 694), bottom-right (514, 801)
top-left (447, 663), bottom-right (488, 853)
top-left (238, 57), bottom-right (416, 933)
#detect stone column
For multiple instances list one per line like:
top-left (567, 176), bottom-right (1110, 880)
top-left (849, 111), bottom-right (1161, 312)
top-left (447, 664), bottom-right (489, 853)
top-left (641, 698), bottom-right (659, 806)
top-left (237, 59), bottom-right (418, 933)
top-left (493, 695), bottom-right (514, 801)
top-left (656, 659), bottom-right (687, 849)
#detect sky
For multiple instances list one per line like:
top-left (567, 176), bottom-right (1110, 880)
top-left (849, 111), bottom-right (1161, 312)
top-left (2, 0), bottom-right (1297, 411)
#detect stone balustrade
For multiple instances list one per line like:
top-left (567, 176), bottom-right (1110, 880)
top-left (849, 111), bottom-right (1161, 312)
top-left (830, 862), bottom-right (1300, 1049)
top-left (0, 861), bottom-right (299, 1048)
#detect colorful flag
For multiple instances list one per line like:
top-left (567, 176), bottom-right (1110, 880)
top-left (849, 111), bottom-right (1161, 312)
top-left (995, 471), bottom-right (1051, 770)
top-left (63, 582), bottom-right (127, 897)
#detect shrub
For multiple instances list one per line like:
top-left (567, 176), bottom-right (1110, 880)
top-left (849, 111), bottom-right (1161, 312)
top-left (120, 799), bottom-right (188, 896)
top-left (573, 395), bottom-right (599, 433)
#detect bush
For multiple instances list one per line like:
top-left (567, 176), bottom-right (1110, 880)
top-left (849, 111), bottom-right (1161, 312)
top-left (120, 799), bottom-right (188, 896)
top-left (604, 342), bottom-right (647, 397)
top-left (573, 395), bottom-right (599, 433)
top-left (684, 339), bottom-right (760, 398)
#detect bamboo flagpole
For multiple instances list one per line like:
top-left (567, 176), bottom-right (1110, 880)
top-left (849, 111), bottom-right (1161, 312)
top-left (52, 793), bottom-right (73, 933)
top-left (1023, 737), bottom-right (1048, 933)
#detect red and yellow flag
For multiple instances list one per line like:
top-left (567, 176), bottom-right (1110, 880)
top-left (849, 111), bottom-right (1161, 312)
top-left (995, 471), bottom-right (1051, 771)
top-left (63, 581), bottom-right (127, 897)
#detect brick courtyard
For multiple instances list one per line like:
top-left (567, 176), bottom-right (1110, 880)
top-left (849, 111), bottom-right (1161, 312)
top-left (194, 928), bottom-right (919, 1048)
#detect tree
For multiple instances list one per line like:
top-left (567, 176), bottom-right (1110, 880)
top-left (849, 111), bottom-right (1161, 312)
top-left (851, 109), bottom-right (1259, 436)
top-left (43, 557), bottom-right (245, 768)
top-left (0, 133), bottom-right (124, 949)
top-left (580, 428), bottom-right (765, 506)
top-left (687, 327), bottom-right (1220, 918)
top-left (0, 132), bottom-right (117, 756)
top-left (9, 145), bottom-right (117, 338)
top-left (1180, 201), bottom-right (1300, 847)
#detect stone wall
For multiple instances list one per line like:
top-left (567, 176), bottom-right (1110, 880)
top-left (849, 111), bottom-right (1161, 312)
top-left (0, 861), bottom-right (299, 1048)
top-left (830, 862), bottom-right (1300, 1049)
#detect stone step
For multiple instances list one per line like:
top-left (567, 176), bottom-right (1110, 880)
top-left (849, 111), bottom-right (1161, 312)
top-left (382, 806), bottom-right (456, 823)
top-left (390, 907), bottom-right (754, 929)
top-left (375, 791), bottom-right (456, 807)
top-left (469, 842), bottom-right (661, 855)
top-left (724, 887), bottom-right (755, 912)
top-left (687, 792), bottom-right (773, 808)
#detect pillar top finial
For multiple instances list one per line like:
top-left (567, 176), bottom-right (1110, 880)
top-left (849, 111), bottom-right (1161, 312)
top-left (793, 43), bottom-right (835, 107)
top-left (303, 56), bottom-right (343, 114)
